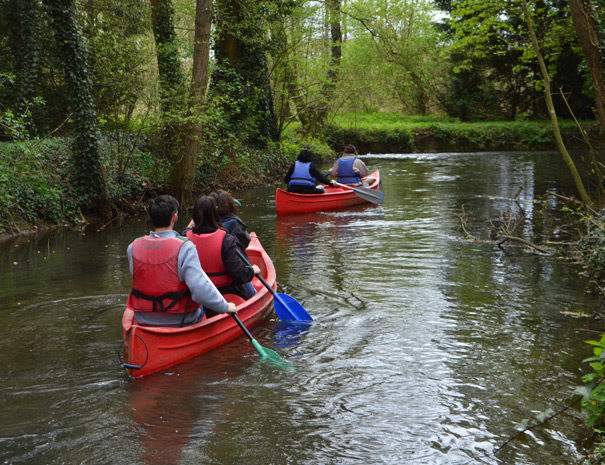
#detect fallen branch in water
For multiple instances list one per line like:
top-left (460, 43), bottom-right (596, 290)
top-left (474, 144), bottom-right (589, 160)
top-left (497, 234), bottom-right (551, 254)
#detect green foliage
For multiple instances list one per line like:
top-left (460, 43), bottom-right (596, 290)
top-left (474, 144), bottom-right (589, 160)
top-left (313, 111), bottom-right (591, 152)
top-left (0, 135), bottom-right (160, 233)
top-left (442, 0), bottom-right (592, 120)
top-left (82, 0), bottom-right (152, 130)
top-left (0, 139), bottom-right (78, 232)
top-left (211, 0), bottom-right (280, 147)
top-left (580, 334), bottom-right (605, 429)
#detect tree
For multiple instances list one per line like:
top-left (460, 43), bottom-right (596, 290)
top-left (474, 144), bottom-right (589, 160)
top-left (211, 0), bottom-right (279, 147)
top-left (43, 0), bottom-right (107, 210)
top-left (150, 0), bottom-right (186, 162)
top-left (168, 0), bottom-right (213, 200)
top-left (569, 0), bottom-right (605, 145)
top-left (443, 0), bottom-right (591, 121)
top-left (521, 0), bottom-right (591, 204)
top-left (345, 0), bottom-right (445, 116)
top-left (6, 0), bottom-right (42, 127)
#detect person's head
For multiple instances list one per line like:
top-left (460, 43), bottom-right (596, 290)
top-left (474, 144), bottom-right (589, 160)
top-left (343, 144), bottom-right (357, 154)
top-left (191, 195), bottom-right (223, 233)
top-left (296, 150), bottom-right (313, 163)
top-left (147, 195), bottom-right (179, 228)
top-left (211, 189), bottom-right (239, 216)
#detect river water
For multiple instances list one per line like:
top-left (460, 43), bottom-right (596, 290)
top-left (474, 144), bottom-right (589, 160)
top-left (1, 151), bottom-right (602, 464)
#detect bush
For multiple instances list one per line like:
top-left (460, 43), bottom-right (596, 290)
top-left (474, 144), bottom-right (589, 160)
top-left (0, 139), bottom-right (78, 233)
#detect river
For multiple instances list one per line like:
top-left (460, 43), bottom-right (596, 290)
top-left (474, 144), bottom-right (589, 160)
top-left (0, 151), bottom-right (602, 464)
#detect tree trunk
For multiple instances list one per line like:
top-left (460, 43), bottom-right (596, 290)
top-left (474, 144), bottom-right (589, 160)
top-left (43, 0), bottom-right (108, 211)
top-left (9, 0), bottom-right (41, 118)
top-left (212, 0), bottom-right (278, 147)
top-left (317, 0), bottom-right (342, 123)
top-left (522, 0), bottom-right (591, 205)
top-left (150, 0), bottom-right (185, 161)
top-left (169, 0), bottom-right (213, 202)
top-left (569, 0), bottom-right (605, 158)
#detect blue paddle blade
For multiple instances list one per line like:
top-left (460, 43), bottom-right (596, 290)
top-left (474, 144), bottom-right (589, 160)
top-left (274, 292), bottom-right (314, 321)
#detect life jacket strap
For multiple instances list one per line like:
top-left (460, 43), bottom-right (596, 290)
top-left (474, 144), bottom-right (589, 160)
top-left (130, 288), bottom-right (192, 312)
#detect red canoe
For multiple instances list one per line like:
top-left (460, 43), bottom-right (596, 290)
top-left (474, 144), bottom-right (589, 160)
top-left (121, 233), bottom-right (276, 379)
top-left (275, 170), bottom-right (381, 216)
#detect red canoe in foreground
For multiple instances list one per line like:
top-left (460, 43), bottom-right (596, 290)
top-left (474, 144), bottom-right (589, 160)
top-left (121, 233), bottom-right (276, 379)
top-left (275, 170), bottom-right (381, 216)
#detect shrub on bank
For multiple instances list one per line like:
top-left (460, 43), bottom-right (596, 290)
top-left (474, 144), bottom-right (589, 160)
top-left (0, 139), bottom-right (78, 233)
top-left (0, 133), bottom-right (311, 235)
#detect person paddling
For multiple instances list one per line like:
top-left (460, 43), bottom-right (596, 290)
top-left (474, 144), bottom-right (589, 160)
top-left (285, 150), bottom-right (336, 194)
top-left (184, 195), bottom-right (260, 318)
top-left (329, 144), bottom-right (369, 186)
top-left (126, 195), bottom-right (236, 328)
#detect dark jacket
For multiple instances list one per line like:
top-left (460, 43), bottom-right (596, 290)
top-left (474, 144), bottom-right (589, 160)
top-left (220, 214), bottom-right (251, 249)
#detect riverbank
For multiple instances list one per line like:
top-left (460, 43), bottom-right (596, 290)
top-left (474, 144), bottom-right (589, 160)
top-left (1, 115), bottom-right (603, 243)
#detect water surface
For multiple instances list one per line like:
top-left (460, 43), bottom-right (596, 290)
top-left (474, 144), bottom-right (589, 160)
top-left (1, 151), bottom-right (602, 464)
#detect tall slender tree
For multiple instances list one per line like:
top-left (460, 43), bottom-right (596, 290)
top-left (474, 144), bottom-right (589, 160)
top-left (522, 0), bottom-right (591, 204)
top-left (169, 0), bottom-right (213, 200)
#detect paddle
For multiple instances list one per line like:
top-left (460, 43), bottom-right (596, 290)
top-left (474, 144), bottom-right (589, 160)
top-left (235, 248), bottom-right (313, 322)
top-left (332, 181), bottom-right (384, 205)
top-left (230, 313), bottom-right (290, 367)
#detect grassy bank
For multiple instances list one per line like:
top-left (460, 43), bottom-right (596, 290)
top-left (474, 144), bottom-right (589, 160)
top-left (320, 113), bottom-right (603, 153)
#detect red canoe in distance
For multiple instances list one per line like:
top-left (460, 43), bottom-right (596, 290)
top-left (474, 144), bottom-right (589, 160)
top-left (275, 170), bottom-right (381, 216)
top-left (121, 233), bottom-right (276, 379)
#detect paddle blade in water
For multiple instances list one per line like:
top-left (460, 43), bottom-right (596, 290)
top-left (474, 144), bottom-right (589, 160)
top-left (356, 186), bottom-right (384, 205)
top-left (252, 340), bottom-right (294, 369)
top-left (274, 292), bottom-right (314, 321)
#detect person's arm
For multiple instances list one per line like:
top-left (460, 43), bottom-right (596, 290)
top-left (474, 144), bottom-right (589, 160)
top-left (221, 235), bottom-right (255, 284)
top-left (309, 164), bottom-right (332, 185)
top-left (127, 242), bottom-right (134, 274)
top-left (178, 241), bottom-right (231, 313)
top-left (284, 163), bottom-right (294, 184)
top-left (329, 159), bottom-right (339, 178)
top-left (354, 159), bottom-right (369, 177)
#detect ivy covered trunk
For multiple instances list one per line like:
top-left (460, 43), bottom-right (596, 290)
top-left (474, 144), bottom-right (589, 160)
top-left (7, 0), bottom-right (41, 127)
top-left (212, 0), bottom-right (278, 148)
top-left (150, 0), bottom-right (186, 162)
top-left (43, 0), bottom-right (107, 210)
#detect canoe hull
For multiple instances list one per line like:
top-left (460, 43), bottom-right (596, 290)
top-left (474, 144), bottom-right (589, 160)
top-left (275, 171), bottom-right (381, 215)
top-left (121, 233), bottom-right (276, 379)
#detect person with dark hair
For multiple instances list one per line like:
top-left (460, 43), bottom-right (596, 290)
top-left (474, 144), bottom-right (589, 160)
top-left (211, 189), bottom-right (251, 248)
top-left (284, 150), bottom-right (335, 194)
top-left (126, 195), bottom-right (236, 328)
top-left (329, 144), bottom-right (369, 186)
top-left (184, 195), bottom-right (260, 317)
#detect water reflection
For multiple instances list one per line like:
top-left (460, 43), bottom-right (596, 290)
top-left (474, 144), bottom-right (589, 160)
top-left (273, 321), bottom-right (313, 350)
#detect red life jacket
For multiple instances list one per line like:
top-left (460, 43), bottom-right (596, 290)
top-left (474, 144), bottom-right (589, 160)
top-left (186, 229), bottom-right (232, 288)
top-left (126, 235), bottom-right (199, 313)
